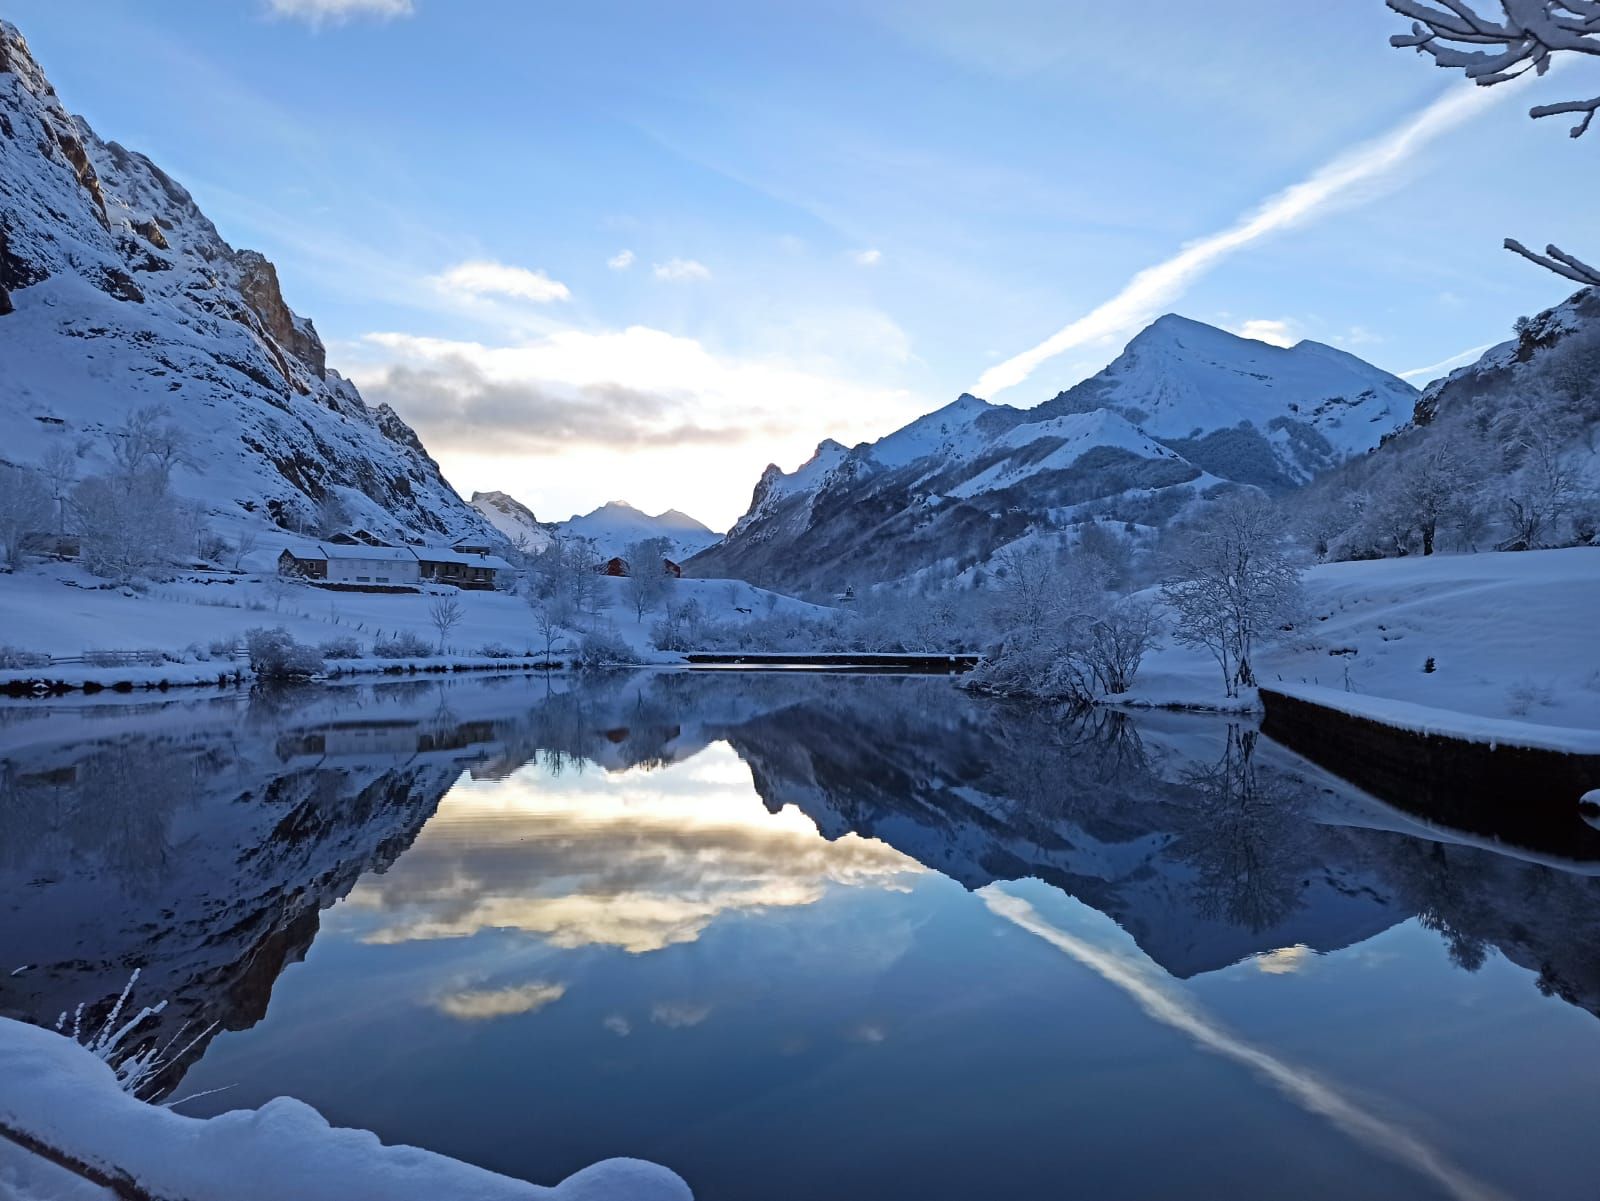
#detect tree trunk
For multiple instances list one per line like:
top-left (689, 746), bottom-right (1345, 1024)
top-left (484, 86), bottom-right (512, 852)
top-left (1421, 521), bottom-right (1435, 556)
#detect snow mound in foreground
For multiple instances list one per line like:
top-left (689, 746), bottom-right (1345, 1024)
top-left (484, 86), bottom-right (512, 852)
top-left (0, 1016), bottom-right (691, 1201)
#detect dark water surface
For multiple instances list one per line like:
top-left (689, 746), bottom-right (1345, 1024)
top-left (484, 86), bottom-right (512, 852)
top-left (3, 672), bottom-right (1597, 1201)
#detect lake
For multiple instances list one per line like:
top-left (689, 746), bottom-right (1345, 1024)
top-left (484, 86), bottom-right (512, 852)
top-left (2, 671), bottom-right (1597, 1201)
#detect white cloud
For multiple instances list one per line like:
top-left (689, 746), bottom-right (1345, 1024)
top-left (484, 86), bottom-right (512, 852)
top-left (1232, 318), bottom-right (1297, 348)
top-left (853, 248), bottom-right (883, 266)
top-left (653, 257), bottom-right (711, 282)
top-left (353, 321), bottom-right (926, 526)
top-left (975, 81), bottom-right (1518, 399)
top-left (433, 259), bottom-right (570, 304)
top-left (607, 249), bottom-right (636, 271)
top-left (431, 981), bottom-right (566, 1021)
top-left (266, 0), bottom-right (413, 26)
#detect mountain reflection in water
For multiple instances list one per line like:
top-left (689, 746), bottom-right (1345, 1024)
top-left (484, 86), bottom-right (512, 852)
top-left (1, 672), bottom-right (1597, 1201)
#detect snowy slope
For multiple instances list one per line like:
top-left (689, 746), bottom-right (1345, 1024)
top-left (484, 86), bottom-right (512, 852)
top-left (1130, 548), bottom-right (1600, 736)
top-left (0, 21), bottom-right (496, 546)
top-left (695, 317), bottom-right (1413, 593)
top-left (556, 500), bottom-right (720, 560)
top-left (471, 490), bottom-right (554, 552)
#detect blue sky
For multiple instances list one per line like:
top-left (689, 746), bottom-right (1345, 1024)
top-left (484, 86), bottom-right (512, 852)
top-left (8, 0), bottom-right (1593, 527)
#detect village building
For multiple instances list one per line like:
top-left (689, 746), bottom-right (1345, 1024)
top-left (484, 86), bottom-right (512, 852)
top-left (277, 543), bottom-right (421, 585)
top-left (277, 542), bottom-right (512, 590)
top-left (598, 556), bottom-right (684, 578)
top-left (413, 545), bottom-right (513, 590)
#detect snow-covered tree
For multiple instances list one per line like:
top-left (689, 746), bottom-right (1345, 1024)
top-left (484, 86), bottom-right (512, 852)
top-left (623, 536), bottom-right (673, 620)
top-left (1385, 435), bottom-right (1483, 555)
top-left (530, 536), bottom-right (605, 619)
top-left (1159, 493), bottom-right (1304, 697)
top-left (1388, 0), bottom-right (1600, 285)
top-left (72, 471), bottom-right (183, 582)
top-left (0, 465), bottom-right (53, 569)
top-left (1503, 425), bottom-right (1584, 546)
top-left (106, 405), bottom-right (188, 484)
top-left (39, 442), bottom-right (79, 534)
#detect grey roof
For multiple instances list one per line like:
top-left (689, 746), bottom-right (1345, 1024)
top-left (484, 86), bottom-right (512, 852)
top-left (416, 547), bottom-right (513, 571)
top-left (284, 543), bottom-right (512, 571)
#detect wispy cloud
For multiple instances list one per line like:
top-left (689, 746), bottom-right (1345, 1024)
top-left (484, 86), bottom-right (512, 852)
top-left (1399, 341), bottom-right (1497, 381)
top-left (266, 0), bottom-right (414, 27)
top-left (653, 257), bottom-right (711, 282)
top-left (853, 248), bottom-right (883, 266)
top-left (608, 249), bottom-right (636, 271)
top-left (975, 82), bottom-right (1517, 399)
top-left (433, 259), bottom-right (570, 304)
top-left (981, 889), bottom-right (1506, 1201)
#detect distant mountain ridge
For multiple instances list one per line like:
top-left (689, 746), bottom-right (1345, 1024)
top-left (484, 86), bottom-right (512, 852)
top-left (0, 20), bottom-right (497, 545)
top-left (558, 499), bottom-right (720, 560)
top-left (472, 491), bottom-right (721, 560)
top-left (691, 316), bottom-right (1418, 593)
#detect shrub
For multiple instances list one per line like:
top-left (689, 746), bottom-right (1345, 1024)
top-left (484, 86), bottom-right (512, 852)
top-left (476, 641), bottom-right (516, 658)
top-left (576, 629), bottom-right (642, 668)
top-left (372, 630), bottom-right (433, 659)
top-left (207, 637), bottom-right (238, 658)
top-left (245, 626), bottom-right (325, 680)
top-left (0, 645), bottom-right (50, 669)
top-left (318, 635), bottom-right (364, 659)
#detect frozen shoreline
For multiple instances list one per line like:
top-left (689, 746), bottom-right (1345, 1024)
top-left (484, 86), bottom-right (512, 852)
top-left (0, 1017), bottom-right (690, 1201)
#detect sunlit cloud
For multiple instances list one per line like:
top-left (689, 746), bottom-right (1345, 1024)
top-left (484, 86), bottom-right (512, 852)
top-left (853, 248), bottom-right (883, 266)
top-left (353, 324), bottom-right (927, 525)
top-left (1232, 318), bottom-right (1297, 348)
top-left (433, 259), bottom-right (571, 304)
top-left (975, 82), bottom-right (1518, 399)
top-left (349, 747), bottom-right (923, 954)
top-left (1253, 945), bottom-right (1312, 975)
top-left (607, 249), bottom-right (636, 271)
top-left (653, 257), bottom-right (711, 282)
top-left (431, 981), bottom-right (567, 1021)
top-left (266, 0), bottom-right (413, 26)
top-left (982, 890), bottom-right (1507, 1201)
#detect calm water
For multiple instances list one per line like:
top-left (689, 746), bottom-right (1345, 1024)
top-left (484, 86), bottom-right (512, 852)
top-left (3, 672), bottom-right (1598, 1201)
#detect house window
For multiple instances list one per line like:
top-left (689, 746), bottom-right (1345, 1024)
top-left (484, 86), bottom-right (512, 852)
top-left (357, 576), bottom-right (370, 582)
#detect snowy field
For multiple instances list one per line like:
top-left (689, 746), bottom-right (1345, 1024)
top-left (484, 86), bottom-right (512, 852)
top-left (0, 561), bottom-right (833, 683)
top-left (1129, 548), bottom-right (1600, 736)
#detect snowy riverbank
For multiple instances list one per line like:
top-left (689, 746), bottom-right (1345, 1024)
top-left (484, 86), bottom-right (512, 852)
top-left (1117, 548), bottom-right (1600, 746)
top-left (0, 1017), bottom-right (690, 1201)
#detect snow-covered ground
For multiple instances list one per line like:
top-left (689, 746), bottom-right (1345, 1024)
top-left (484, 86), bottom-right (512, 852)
top-left (0, 561), bottom-right (832, 684)
top-left (0, 1017), bottom-right (689, 1201)
top-left (1128, 548), bottom-right (1600, 739)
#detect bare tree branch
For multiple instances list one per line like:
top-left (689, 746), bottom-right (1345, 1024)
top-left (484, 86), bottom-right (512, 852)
top-left (1504, 238), bottom-right (1600, 285)
top-left (1387, 1), bottom-right (1600, 286)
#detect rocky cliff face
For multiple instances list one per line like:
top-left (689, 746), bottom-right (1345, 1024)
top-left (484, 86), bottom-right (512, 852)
top-left (691, 321), bottom-right (1417, 593)
top-left (0, 20), bottom-right (496, 544)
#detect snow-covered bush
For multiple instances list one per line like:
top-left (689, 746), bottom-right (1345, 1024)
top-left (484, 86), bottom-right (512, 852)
top-left (372, 631), bottom-right (433, 659)
top-left (476, 641), bottom-right (516, 658)
top-left (245, 627), bottom-right (325, 680)
top-left (0, 645), bottom-right (50, 669)
top-left (576, 628), bottom-right (642, 668)
top-left (0, 464), bottom-right (53, 569)
top-left (318, 635), bottom-right (364, 659)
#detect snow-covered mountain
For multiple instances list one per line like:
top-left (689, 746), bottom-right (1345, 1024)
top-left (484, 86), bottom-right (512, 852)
top-left (557, 500), bottom-right (720, 560)
top-left (0, 21), bottom-right (496, 545)
top-left (1292, 286), bottom-right (1600, 559)
top-left (470, 489), bottom-right (553, 552)
top-left (692, 316), bottom-right (1416, 593)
